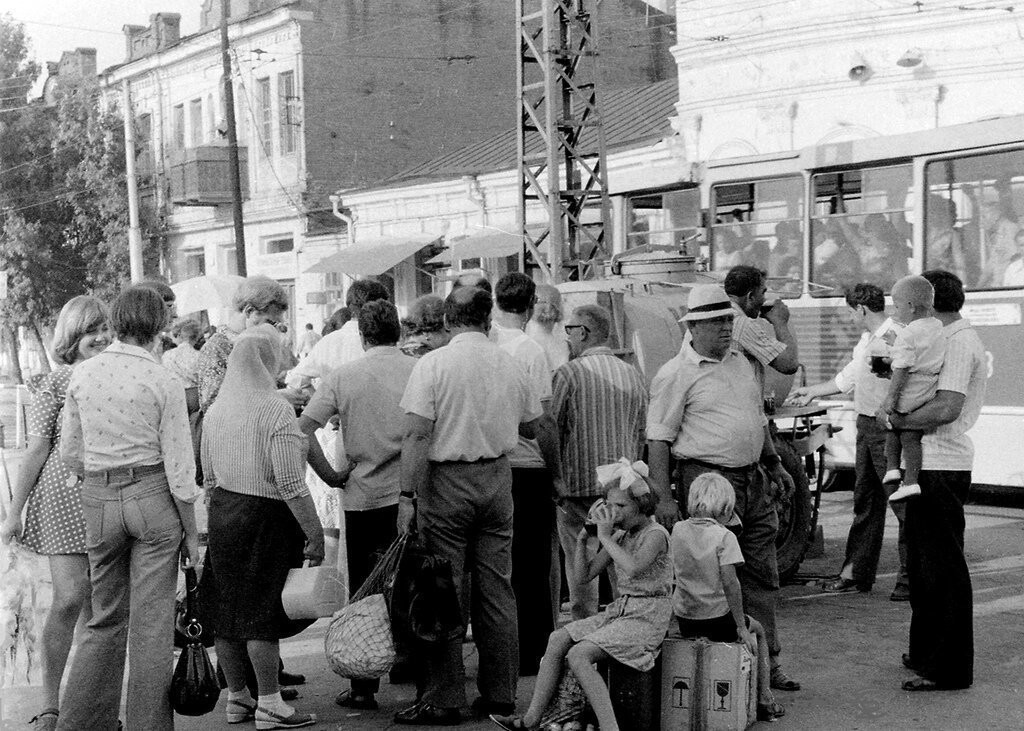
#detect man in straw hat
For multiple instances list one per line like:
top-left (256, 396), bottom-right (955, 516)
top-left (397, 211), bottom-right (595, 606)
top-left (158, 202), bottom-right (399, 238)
top-left (647, 283), bottom-right (801, 692)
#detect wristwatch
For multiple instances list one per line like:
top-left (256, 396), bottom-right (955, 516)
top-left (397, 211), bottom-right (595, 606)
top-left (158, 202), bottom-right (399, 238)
top-left (761, 454), bottom-right (782, 467)
top-left (399, 491), bottom-right (416, 500)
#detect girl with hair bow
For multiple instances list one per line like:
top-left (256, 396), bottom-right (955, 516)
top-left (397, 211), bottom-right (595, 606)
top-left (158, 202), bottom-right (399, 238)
top-left (491, 460), bottom-right (671, 731)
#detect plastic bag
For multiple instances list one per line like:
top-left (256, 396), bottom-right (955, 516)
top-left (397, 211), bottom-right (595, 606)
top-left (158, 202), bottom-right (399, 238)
top-left (169, 567), bottom-right (221, 716)
top-left (390, 539), bottom-right (463, 645)
top-left (282, 533), bottom-right (343, 619)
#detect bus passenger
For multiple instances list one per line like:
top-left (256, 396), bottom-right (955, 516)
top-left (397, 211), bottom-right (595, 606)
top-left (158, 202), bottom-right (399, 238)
top-left (925, 195), bottom-right (968, 284)
top-left (978, 198), bottom-right (1019, 288)
top-left (813, 220), bottom-right (861, 291)
top-left (770, 221), bottom-right (802, 281)
top-left (878, 277), bottom-right (945, 503)
top-left (1002, 229), bottom-right (1024, 286)
top-left (846, 213), bottom-right (910, 289)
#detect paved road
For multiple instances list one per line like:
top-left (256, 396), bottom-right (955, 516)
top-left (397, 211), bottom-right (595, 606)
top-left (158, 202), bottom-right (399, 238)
top-left (2, 432), bottom-right (1023, 729)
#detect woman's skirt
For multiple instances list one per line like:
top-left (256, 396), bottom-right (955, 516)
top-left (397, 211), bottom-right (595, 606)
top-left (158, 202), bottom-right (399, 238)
top-left (208, 487), bottom-right (305, 641)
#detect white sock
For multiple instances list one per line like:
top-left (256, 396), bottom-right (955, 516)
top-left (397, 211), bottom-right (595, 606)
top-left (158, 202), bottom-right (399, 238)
top-left (228, 689), bottom-right (254, 704)
top-left (258, 692), bottom-right (292, 715)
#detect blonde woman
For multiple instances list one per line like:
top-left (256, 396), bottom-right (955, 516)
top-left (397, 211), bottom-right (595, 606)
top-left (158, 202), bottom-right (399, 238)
top-left (0, 295), bottom-right (110, 731)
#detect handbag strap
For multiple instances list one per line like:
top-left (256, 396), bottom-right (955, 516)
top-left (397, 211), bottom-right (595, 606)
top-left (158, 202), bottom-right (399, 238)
top-left (181, 566), bottom-right (205, 642)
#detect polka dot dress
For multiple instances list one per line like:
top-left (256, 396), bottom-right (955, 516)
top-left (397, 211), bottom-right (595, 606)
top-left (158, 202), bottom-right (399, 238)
top-left (21, 365), bottom-right (87, 555)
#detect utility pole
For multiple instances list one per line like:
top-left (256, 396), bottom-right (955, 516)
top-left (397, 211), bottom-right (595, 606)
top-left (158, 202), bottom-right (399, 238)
top-left (121, 79), bottom-right (145, 283)
top-left (221, 0), bottom-right (247, 276)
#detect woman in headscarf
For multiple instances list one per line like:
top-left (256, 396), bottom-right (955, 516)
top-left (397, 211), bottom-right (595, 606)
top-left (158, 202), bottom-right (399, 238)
top-left (0, 296), bottom-right (110, 731)
top-left (202, 326), bottom-right (333, 729)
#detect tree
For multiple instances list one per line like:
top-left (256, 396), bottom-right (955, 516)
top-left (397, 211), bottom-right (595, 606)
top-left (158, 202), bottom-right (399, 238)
top-left (0, 15), bottom-right (148, 382)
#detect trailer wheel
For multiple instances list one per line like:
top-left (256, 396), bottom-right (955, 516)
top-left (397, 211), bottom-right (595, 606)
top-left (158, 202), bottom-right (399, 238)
top-left (773, 436), bottom-right (812, 582)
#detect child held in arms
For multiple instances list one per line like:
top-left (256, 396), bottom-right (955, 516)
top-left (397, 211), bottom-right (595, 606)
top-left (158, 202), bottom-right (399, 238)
top-left (878, 275), bottom-right (944, 502)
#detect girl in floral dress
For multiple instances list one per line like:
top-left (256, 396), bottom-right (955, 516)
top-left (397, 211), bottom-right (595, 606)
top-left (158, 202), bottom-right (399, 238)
top-left (0, 296), bottom-right (110, 731)
top-left (491, 459), bottom-right (672, 731)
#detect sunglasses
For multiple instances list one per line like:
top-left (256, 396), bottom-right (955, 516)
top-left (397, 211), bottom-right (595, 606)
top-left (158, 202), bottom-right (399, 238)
top-left (564, 324), bottom-right (589, 336)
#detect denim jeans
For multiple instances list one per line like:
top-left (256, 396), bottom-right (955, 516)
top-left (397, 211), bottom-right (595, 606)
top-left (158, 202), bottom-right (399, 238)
top-left (56, 471), bottom-right (182, 731)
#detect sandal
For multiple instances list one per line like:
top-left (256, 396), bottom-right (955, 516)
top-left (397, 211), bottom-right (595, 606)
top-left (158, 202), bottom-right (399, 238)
top-left (489, 713), bottom-right (535, 731)
top-left (769, 667), bottom-right (801, 691)
top-left (226, 698), bottom-right (257, 724)
top-left (335, 689), bottom-right (379, 710)
top-left (757, 701), bottom-right (786, 722)
top-left (29, 709), bottom-right (59, 731)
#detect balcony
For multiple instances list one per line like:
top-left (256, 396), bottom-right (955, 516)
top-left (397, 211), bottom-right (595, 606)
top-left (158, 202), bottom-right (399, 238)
top-left (169, 145), bottom-right (249, 206)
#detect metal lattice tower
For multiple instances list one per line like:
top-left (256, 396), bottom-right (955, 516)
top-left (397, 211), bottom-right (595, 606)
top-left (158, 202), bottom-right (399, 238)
top-left (516, 0), bottom-right (611, 283)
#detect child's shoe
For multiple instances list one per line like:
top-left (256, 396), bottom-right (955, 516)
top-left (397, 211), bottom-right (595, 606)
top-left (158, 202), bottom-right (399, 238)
top-left (889, 483), bottom-right (921, 502)
top-left (882, 469), bottom-right (902, 485)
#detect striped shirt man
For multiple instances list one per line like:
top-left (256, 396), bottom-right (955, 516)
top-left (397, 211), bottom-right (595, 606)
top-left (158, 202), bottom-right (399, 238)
top-left (921, 319), bottom-right (987, 472)
top-left (551, 346), bottom-right (648, 497)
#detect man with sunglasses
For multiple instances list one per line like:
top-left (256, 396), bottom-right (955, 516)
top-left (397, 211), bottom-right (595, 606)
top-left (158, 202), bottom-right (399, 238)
top-left (551, 304), bottom-right (648, 621)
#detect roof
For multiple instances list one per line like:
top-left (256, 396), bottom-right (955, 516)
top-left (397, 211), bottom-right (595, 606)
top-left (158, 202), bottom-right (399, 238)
top-left (384, 79), bottom-right (678, 185)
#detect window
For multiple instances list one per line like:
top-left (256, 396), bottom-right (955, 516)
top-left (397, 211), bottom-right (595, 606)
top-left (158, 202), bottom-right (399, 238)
top-left (809, 165), bottom-right (912, 296)
top-left (264, 236), bottom-right (294, 254)
top-left (626, 187), bottom-right (701, 252)
top-left (255, 77), bottom-right (272, 152)
top-left (924, 149), bottom-right (1024, 290)
top-left (711, 177), bottom-right (804, 295)
top-left (172, 104), bottom-right (185, 150)
top-left (189, 98), bottom-right (203, 147)
top-left (278, 71), bottom-right (298, 155)
top-left (183, 250), bottom-right (206, 277)
top-left (206, 94), bottom-right (216, 142)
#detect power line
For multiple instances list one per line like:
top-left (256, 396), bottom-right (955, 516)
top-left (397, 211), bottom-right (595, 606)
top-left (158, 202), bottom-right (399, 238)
top-left (19, 18), bottom-right (124, 35)
top-left (0, 150), bottom-right (58, 178)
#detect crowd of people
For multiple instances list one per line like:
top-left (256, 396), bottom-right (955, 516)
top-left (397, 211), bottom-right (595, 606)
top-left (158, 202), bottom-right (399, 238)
top-left (0, 260), bottom-right (987, 730)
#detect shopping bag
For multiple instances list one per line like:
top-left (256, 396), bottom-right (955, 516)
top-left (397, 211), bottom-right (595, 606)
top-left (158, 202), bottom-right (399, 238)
top-left (323, 533), bottom-right (407, 679)
top-left (324, 593), bottom-right (396, 679)
top-left (390, 539), bottom-right (463, 645)
top-left (281, 533), bottom-right (343, 619)
top-left (169, 567), bottom-right (221, 716)
top-left (538, 666), bottom-right (588, 727)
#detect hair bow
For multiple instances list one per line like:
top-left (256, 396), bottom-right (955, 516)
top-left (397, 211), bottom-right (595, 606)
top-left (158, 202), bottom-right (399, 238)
top-left (595, 458), bottom-right (651, 496)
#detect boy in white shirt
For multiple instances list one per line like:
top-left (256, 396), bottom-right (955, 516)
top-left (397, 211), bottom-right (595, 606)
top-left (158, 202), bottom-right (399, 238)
top-left (879, 276), bottom-right (945, 501)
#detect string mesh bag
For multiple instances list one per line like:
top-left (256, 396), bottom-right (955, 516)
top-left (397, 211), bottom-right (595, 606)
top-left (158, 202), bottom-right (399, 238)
top-left (537, 665), bottom-right (588, 727)
top-left (324, 533), bottom-right (408, 679)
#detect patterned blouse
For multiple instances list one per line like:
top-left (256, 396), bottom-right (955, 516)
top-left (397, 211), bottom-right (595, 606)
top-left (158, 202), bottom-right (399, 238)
top-left (197, 327), bottom-right (235, 413)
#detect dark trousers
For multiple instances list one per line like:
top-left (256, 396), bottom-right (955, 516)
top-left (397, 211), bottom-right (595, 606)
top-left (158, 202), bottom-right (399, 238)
top-left (511, 467), bottom-right (555, 675)
top-left (678, 461), bottom-right (781, 659)
top-left (845, 415), bottom-right (909, 589)
top-left (419, 457), bottom-right (518, 708)
top-left (906, 470), bottom-right (973, 688)
top-left (345, 504), bottom-right (399, 696)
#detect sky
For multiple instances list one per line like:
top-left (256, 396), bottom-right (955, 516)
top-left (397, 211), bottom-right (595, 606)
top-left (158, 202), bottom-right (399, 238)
top-left (6, 0), bottom-right (204, 93)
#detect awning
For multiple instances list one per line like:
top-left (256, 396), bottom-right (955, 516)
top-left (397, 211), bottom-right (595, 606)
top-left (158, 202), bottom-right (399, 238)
top-left (426, 228), bottom-right (548, 265)
top-left (304, 234), bottom-right (440, 276)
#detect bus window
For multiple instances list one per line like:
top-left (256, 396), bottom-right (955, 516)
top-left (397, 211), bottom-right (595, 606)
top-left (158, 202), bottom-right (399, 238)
top-left (626, 187), bottom-right (701, 252)
top-left (924, 149), bottom-right (1024, 290)
top-left (810, 165), bottom-right (913, 296)
top-left (710, 177), bottom-right (803, 295)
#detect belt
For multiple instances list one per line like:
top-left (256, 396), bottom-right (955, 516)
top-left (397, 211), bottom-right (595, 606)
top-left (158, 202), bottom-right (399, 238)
top-left (84, 463), bottom-right (165, 482)
top-left (680, 458), bottom-right (757, 476)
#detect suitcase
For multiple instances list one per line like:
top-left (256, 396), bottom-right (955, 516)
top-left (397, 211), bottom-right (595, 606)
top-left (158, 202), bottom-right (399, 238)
top-left (659, 634), bottom-right (756, 730)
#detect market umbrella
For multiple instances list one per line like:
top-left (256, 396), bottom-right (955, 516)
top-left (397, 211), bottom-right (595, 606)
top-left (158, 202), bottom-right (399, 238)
top-left (171, 275), bottom-right (246, 314)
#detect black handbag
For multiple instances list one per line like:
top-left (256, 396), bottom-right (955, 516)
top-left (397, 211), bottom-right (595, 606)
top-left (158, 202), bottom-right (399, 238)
top-left (174, 563), bottom-right (216, 649)
top-left (169, 567), bottom-right (221, 716)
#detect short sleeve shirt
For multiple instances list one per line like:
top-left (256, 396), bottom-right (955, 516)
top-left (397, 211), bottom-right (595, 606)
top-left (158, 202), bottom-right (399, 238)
top-left (302, 346), bottom-right (417, 509)
top-left (490, 322), bottom-right (552, 468)
top-left (672, 517), bottom-right (744, 620)
top-left (401, 331), bottom-right (543, 462)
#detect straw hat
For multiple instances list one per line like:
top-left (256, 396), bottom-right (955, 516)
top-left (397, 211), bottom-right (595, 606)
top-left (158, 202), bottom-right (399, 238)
top-left (680, 284), bottom-right (735, 322)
